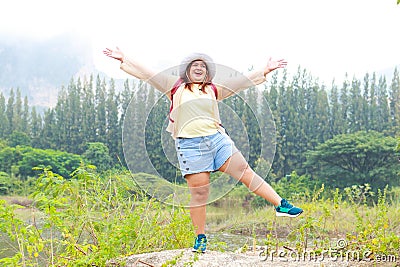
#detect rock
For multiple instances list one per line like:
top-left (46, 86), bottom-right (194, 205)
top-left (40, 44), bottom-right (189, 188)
top-left (118, 249), bottom-right (388, 267)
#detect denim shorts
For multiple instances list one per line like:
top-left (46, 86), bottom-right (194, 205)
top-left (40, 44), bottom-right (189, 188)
top-left (175, 131), bottom-right (239, 177)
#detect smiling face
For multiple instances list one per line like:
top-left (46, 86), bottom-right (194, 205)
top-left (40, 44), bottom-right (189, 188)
top-left (188, 60), bottom-right (208, 83)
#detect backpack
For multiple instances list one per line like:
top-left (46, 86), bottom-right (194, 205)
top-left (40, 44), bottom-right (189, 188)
top-left (169, 78), bottom-right (218, 123)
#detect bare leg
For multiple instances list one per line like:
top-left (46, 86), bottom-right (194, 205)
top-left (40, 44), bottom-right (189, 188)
top-left (185, 172), bottom-right (210, 235)
top-left (219, 152), bottom-right (282, 206)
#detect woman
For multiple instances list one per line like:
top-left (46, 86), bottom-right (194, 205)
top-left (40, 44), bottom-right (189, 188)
top-left (103, 47), bottom-right (303, 253)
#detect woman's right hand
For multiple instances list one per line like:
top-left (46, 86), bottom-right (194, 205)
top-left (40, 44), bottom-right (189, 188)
top-left (103, 47), bottom-right (125, 62)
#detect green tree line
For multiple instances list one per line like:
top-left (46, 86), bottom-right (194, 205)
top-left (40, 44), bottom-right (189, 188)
top-left (0, 67), bottom-right (399, 189)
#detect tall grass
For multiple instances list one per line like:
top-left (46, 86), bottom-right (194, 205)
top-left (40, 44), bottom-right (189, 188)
top-left (207, 182), bottom-right (400, 260)
top-left (1, 167), bottom-right (399, 266)
top-left (0, 166), bottom-right (193, 266)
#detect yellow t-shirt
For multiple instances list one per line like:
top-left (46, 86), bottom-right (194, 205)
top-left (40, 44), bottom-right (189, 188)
top-left (175, 84), bottom-right (219, 138)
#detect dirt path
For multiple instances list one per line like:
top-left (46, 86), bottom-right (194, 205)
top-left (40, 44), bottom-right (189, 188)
top-left (115, 249), bottom-right (398, 267)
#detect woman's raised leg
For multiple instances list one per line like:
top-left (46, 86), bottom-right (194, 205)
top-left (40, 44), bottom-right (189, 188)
top-left (219, 152), bottom-right (281, 205)
top-left (218, 151), bottom-right (303, 217)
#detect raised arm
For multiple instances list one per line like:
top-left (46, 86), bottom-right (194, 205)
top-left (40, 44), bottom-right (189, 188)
top-left (216, 57), bottom-right (287, 100)
top-left (103, 47), bottom-right (177, 96)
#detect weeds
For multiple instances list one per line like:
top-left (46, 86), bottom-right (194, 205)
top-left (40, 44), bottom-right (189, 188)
top-left (210, 182), bottom-right (399, 263)
top-left (0, 165), bottom-right (193, 266)
top-left (1, 166), bottom-right (399, 266)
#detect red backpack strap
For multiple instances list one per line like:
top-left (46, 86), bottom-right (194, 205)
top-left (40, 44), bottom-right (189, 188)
top-left (209, 83), bottom-right (222, 127)
top-left (210, 83), bottom-right (218, 100)
top-left (169, 78), bottom-right (183, 122)
top-left (170, 78), bottom-right (183, 99)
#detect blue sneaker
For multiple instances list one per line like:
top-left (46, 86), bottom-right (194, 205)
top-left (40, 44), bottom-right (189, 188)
top-left (192, 234), bottom-right (207, 253)
top-left (275, 199), bottom-right (303, 217)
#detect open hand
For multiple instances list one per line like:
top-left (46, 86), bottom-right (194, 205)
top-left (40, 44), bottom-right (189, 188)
top-left (264, 57), bottom-right (287, 76)
top-left (103, 47), bottom-right (125, 62)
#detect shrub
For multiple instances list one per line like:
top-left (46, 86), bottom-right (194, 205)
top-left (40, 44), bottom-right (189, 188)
top-left (0, 166), bottom-right (193, 266)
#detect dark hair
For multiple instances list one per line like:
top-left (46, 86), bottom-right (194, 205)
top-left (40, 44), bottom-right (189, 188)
top-left (183, 60), bottom-right (211, 93)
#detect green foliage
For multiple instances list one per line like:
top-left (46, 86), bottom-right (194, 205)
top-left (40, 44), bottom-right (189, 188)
top-left (0, 172), bottom-right (10, 195)
top-left (387, 186), bottom-right (400, 205)
top-left (0, 199), bottom-right (44, 266)
top-left (306, 131), bottom-right (400, 189)
top-left (0, 167), bottom-right (193, 266)
top-left (254, 157), bottom-right (275, 183)
top-left (82, 142), bottom-right (113, 172)
top-left (7, 131), bottom-right (31, 147)
top-left (0, 146), bottom-right (20, 176)
top-left (0, 171), bottom-right (36, 196)
top-left (343, 184), bottom-right (374, 205)
top-left (1, 64), bottom-right (400, 192)
top-left (0, 145), bottom-right (82, 179)
top-left (206, 185), bottom-right (399, 264)
top-left (19, 147), bottom-right (82, 179)
top-left (286, 185), bottom-right (400, 259)
top-left (220, 171), bottom-right (322, 209)
top-left (272, 171), bottom-right (323, 202)
top-left (0, 139), bottom-right (7, 150)
top-left (344, 186), bottom-right (400, 257)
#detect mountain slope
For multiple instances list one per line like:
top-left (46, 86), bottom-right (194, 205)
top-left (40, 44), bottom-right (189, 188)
top-left (0, 33), bottom-right (96, 107)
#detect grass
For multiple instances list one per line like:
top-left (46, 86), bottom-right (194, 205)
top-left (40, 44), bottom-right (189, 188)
top-left (0, 168), bottom-right (195, 266)
top-left (1, 172), bottom-right (399, 266)
top-left (205, 186), bottom-right (400, 260)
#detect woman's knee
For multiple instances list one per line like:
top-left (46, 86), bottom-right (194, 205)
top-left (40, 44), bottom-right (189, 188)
top-left (190, 186), bottom-right (209, 203)
top-left (233, 162), bottom-right (253, 179)
top-left (221, 154), bottom-right (252, 178)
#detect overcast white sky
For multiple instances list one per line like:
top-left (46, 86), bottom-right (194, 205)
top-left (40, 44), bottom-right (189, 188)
top-left (1, 0), bottom-right (399, 85)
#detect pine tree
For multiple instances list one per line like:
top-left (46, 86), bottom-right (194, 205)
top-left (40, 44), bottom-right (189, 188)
top-left (95, 76), bottom-right (107, 143)
top-left (21, 96), bottom-right (29, 134)
top-left (242, 86), bottom-right (261, 166)
top-left (118, 79), bottom-right (135, 166)
top-left (376, 75), bottom-right (390, 132)
top-left (0, 93), bottom-right (8, 139)
top-left (145, 87), bottom-right (177, 180)
top-left (134, 81), bottom-right (150, 173)
top-left (41, 109), bottom-right (57, 149)
top-left (5, 88), bottom-right (15, 135)
top-left (348, 76), bottom-right (362, 132)
top-left (339, 74), bottom-right (350, 133)
top-left (369, 73), bottom-right (378, 131)
top-left (314, 84), bottom-right (330, 144)
top-left (13, 89), bottom-right (23, 132)
top-left (220, 91), bottom-right (247, 153)
top-left (121, 80), bottom-right (138, 171)
top-left (81, 75), bottom-right (96, 143)
top-left (54, 86), bottom-right (68, 150)
top-left (296, 71), bottom-right (308, 158)
top-left (283, 67), bottom-right (310, 174)
top-left (120, 79), bottom-right (135, 128)
top-left (389, 67), bottom-right (400, 134)
top-left (360, 73), bottom-right (371, 131)
top-left (123, 80), bottom-right (149, 174)
top-left (329, 81), bottom-right (342, 136)
top-left (260, 71), bottom-right (279, 181)
top-left (273, 71), bottom-right (294, 177)
top-left (5, 65), bottom-right (396, 182)
top-left (105, 78), bottom-right (120, 163)
top-left (65, 78), bottom-right (83, 153)
top-left (30, 107), bottom-right (42, 147)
